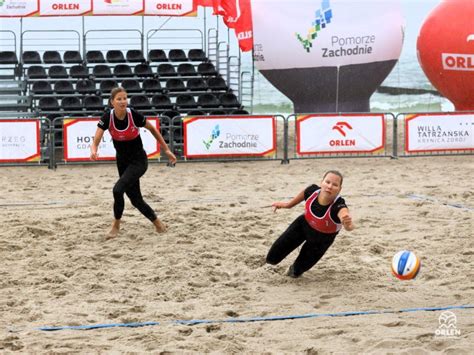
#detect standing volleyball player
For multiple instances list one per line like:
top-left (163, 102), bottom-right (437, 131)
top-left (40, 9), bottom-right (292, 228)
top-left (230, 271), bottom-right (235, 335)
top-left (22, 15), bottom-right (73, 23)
top-left (90, 87), bottom-right (177, 239)
top-left (266, 170), bottom-right (355, 278)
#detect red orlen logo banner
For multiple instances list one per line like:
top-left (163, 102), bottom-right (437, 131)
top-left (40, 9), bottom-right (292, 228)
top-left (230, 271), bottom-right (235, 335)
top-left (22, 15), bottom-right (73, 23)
top-left (0, 119), bottom-right (41, 163)
top-left (39, 0), bottom-right (92, 16)
top-left (296, 114), bottom-right (385, 155)
top-left (405, 112), bottom-right (474, 153)
top-left (63, 117), bottom-right (160, 161)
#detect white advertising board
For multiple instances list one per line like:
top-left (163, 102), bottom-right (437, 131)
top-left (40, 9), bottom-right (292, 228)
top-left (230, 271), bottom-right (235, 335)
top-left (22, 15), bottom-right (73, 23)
top-left (296, 114), bottom-right (385, 155)
top-left (63, 117), bottom-right (160, 161)
top-left (0, 119), bottom-right (41, 162)
top-left (183, 116), bottom-right (276, 158)
top-left (405, 113), bottom-right (474, 152)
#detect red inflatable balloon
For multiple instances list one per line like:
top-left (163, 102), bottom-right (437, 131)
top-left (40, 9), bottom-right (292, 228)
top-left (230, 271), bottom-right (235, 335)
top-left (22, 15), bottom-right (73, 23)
top-left (417, 0), bottom-right (474, 111)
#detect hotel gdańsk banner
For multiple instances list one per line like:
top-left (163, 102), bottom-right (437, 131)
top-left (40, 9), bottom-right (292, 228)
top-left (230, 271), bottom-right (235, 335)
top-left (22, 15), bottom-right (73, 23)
top-left (0, 0), bottom-right (196, 17)
top-left (405, 113), bottom-right (474, 153)
top-left (296, 114), bottom-right (385, 155)
top-left (0, 119), bottom-right (41, 163)
top-left (63, 118), bottom-right (160, 161)
top-left (183, 115), bottom-right (276, 158)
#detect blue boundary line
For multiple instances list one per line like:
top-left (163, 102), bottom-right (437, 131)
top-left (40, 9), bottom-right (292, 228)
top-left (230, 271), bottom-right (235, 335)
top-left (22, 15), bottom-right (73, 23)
top-left (37, 304), bottom-right (474, 331)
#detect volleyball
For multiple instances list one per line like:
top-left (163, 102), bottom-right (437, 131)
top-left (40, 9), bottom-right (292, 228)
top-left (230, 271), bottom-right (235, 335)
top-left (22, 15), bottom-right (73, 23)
top-left (391, 250), bottom-right (421, 280)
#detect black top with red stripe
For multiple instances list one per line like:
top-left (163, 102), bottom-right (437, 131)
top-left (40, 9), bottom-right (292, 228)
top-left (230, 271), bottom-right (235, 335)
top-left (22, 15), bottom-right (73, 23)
top-left (98, 108), bottom-right (146, 157)
top-left (304, 184), bottom-right (347, 224)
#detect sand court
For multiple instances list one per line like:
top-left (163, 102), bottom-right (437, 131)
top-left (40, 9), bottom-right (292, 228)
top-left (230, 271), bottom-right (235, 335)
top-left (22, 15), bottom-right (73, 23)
top-left (0, 156), bottom-right (473, 353)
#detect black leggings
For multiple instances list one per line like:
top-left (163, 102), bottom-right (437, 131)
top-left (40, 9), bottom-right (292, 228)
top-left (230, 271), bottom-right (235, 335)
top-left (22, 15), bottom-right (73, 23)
top-left (266, 214), bottom-right (336, 276)
top-left (113, 151), bottom-right (157, 222)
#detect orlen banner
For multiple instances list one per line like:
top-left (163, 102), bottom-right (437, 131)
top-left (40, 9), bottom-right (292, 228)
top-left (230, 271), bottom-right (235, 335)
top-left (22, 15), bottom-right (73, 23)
top-left (39, 0), bottom-right (92, 16)
top-left (183, 115), bottom-right (276, 158)
top-left (0, 119), bottom-right (41, 163)
top-left (63, 117), bottom-right (160, 161)
top-left (252, 0), bottom-right (403, 113)
top-left (405, 113), bottom-right (474, 153)
top-left (417, 0), bottom-right (474, 111)
top-left (145, 0), bottom-right (195, 16)
top-left (296, 114), bottom-right (385, 155)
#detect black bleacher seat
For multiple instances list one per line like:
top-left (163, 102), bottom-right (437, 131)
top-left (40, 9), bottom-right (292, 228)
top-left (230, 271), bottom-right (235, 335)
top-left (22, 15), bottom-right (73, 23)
top-left (83, 95), bottom-right (103, 110)
top-left (63, 50), bottom-right (83, 64)
top-left (31, 80), bottom-right (53, 94)
top-left (70, 64), bottom-right (89, 78)
top-left (148, 49), bottom-right (168, 62)
top-left (198, 93), bottom-right (220, 108)
top-left (161, 110), bottom-right (180, 122)
top-left (121, 79), bottom-right (141, 93)
top-left (0, 51), bottom-right (18, 64)
top-left (99, 79), bottom-right (118, 92)
top-left (22, 51), bottom-right (42, 64)
top-left (126, 50), bottom-right (145, 63)
top-left (220, 92), bottom-right (241, 108)
top-left (209, 110), bottom-right (226, 115)
top-left (188, 49), bottom-right (207, 62)
top-left (130, 95), bottom-right (151, 110)
top-left (169, 49), bottom-right (187, 62)
top-left (186, 110), bottom-right (206, 116)
top-left (142, 78), bottom-right (162, 93)
top-left (38, 96), bottom-right (60, 111)
top-left (43, 51), bottom-right (62, 64)
top-left (54, 80), bottom-right (75, 94)
top-left (93, 64), bottom-right (112, 78)
top-left (106, 50), bottom-right (125, 63)
top-left (177, 63), bottom-right (197, 76)
top-left (166, 78), bottom-right (186, 92)
top-left (76, 79), bottom-right (96, 94)
top-left (113, 64), bottom-right (132, 77)
top-left (62, 96), bottom-right (83, 111)
top-left (198, 62), bottom-right (217, 76)
top-left (207, 76), bottom-right (228, 91)
top-left (134, 63), bottom-right (154, 77)
top-left (48, 65), bottom-right (69, 79)
top-left (151, 94), bottom-right (173, 109)
top-left (187, 77), bottom-right (208, 91)
top-left (86, 50), bottom-right (106, 63)
top-left (27, 65), bottom-right (47, 78)
top-left (232, 109), bottom-right (249, 115)
top-left (157, 63), bottom-right (177, 77)
top-left (176, 94), bottom-right (196, 108)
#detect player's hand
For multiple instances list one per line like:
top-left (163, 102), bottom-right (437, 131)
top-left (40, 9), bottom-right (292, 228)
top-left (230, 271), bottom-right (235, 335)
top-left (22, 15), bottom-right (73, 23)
top-left (341, 214), bottom-right (354, 231)
top-left (271, 201), bottom-right (288, 212)
top-left (90, 148), bottom-right (98, 161)
top-left (165, 149), bottom-right (177, 165)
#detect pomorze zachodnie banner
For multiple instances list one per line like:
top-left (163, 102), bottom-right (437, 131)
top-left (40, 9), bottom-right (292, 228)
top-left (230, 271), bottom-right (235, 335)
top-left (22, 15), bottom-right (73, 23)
top-left (0, 0), bottom-right (197, 17)
top-left (405, 113), bottom-right (474, 153)
top-left (63, 118), bottom-right (160, 161)
top-left (183, 116), bottom-right (276, 158)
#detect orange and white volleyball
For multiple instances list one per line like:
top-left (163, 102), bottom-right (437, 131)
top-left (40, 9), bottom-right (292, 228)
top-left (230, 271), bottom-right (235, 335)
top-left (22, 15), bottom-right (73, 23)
top-left (391, 250), bottom-right (421, 280)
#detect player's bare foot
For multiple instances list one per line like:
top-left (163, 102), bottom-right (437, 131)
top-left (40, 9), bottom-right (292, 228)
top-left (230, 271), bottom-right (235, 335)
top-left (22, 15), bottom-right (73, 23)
top-left (106, 220), bottom-right (121, 240)
top-left (153, 218), bottom-right (167, 233)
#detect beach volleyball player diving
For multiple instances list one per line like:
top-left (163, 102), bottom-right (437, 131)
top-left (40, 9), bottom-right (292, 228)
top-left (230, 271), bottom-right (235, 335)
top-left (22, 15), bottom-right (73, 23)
top-left (90, 87), bottom-right (177, 239)
top-left (266, 170), bottom-right (355, 278)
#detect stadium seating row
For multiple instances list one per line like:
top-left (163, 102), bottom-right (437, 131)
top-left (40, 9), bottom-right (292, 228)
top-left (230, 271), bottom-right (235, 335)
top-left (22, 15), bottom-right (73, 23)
top-left (25, 62), bottom-right (218, 79)
top-left (34, 92), bottom-right (241, 112)
top-left (0, 49), bottom-right (207, 65)
top-left (30, 77), bottom-right (228, 95)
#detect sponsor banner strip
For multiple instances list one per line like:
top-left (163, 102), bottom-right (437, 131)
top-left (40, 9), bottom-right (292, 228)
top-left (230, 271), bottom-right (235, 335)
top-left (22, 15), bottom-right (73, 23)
top-left (0, 119), bottom-right (41, 163)
top-left (405, 113), bottom-right (474, 153)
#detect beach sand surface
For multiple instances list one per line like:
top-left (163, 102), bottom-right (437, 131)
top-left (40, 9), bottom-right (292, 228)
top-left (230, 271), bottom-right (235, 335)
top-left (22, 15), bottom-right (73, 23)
top-left (0, 156), bottom-right (473, 353)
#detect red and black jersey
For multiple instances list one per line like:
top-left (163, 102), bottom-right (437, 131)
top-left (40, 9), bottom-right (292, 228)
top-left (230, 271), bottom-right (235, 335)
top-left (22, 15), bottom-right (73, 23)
top-left (303, 184), bottom-right (347, 235)
top-left (98, 108), bottom-right (146, 157)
